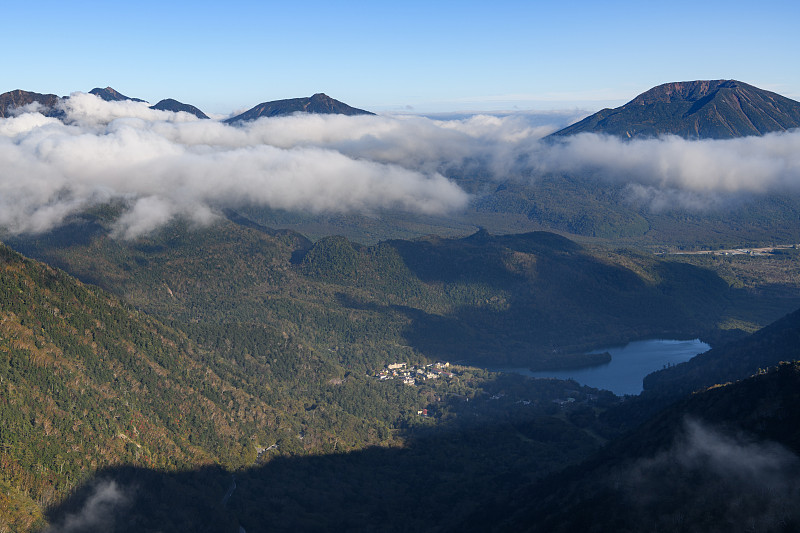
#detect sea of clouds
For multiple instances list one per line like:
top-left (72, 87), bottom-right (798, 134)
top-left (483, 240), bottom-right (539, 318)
top-left (2, 92), bottom-right (799, 238)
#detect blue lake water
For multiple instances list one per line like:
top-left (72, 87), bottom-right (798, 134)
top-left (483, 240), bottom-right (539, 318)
top-left (495, 339), bottom-right (710, 396)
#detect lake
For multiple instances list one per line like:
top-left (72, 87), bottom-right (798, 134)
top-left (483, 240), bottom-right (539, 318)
top-left (495, 338), bottom-right (710, 396)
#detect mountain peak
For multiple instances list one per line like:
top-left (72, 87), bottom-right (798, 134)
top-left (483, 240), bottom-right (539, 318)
top-left (150, 98), bottom-right (209, 119)
top-left (630, 79), bottom-right (731, 105)
top-left (224, 93), bottom-right (374, 124)
top-left (551, 79), bottom-right (800, 139)
top-left (0, 88), bottom-right (62, 118)
top-left (89, 86), bottom-right (147, 103)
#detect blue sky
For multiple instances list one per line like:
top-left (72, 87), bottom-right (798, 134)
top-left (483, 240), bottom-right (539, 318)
top-left (5, 0), bottom-right (799, 115)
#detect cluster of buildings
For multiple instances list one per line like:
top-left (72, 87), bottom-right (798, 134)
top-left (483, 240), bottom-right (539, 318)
top-left (374, 361), bottom-right (456, 386)
top-left (667, 243), bottom-right (799, 257)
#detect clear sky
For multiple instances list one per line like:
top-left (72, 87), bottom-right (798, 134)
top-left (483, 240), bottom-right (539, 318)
top-left (5, 0), bottom-right (799, 115)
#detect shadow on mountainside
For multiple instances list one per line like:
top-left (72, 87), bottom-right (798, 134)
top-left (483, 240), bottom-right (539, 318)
top-left (45, 416), bottom-right (600, 533)
top-left (46, 361), bottom-right (800, 533)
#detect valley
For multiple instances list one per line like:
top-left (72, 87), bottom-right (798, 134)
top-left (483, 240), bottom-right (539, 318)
top-left (1, 79), bottom-right (800, 531)
top-left (4, 206), bottom-right (799, 531)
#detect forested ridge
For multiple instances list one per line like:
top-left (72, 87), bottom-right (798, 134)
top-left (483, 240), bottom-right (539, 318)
top-left (11, 213), bottom-right (800, 371)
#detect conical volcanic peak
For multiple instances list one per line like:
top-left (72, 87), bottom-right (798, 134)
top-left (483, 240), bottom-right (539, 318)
top-left (551, 80), bottom-right (800, 139)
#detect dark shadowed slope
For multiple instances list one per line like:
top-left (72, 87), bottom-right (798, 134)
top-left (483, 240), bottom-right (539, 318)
top-left (643, 306), bottom-right (800, 396)
top-left (492, 360), bottom-right (800, 533)
top-left (551, 80), bottom-right (800, 139)
top-left (479, 309), bottom-right (800, 531)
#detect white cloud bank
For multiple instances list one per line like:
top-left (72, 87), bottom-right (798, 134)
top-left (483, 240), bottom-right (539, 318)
top-left (0, 93), bottom-right (471, 238)
top-left (2, 92), bottom-right (800, 238)
top-left (538, 131), bottom-right (800, 210)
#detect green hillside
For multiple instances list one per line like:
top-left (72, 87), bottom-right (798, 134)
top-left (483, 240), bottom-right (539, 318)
top-left (19, 241), bottom-right (800, 532)
top-left (11, 213), bottom-right (798, 372)
top-left (5, 214), bottom-right (800, 531)
top-left (1, 240), bottom-right (629, 530)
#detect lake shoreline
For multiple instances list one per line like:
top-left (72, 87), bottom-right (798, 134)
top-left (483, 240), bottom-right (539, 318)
top-left (487, 338), bottom-right (711, 396)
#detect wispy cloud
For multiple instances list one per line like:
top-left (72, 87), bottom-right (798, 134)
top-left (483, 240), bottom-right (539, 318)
top-left (622, 418), bottom-right (800, 530)
top-left (46, 480), bottom-right (130, 533)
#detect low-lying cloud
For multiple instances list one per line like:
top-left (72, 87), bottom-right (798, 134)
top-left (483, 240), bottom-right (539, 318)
top-left (621, 418), bottom-right (800, 530)
top-left (0, 93), bottom-right (472, 238)
top-left (539, 131), bottom-right (800, 209)
top-left (2, 92), bottom-right (800, 238)
top-left (46, 480), bottom-right (130, 533)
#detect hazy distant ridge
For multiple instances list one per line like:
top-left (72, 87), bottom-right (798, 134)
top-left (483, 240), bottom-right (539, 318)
top-left (0, 87), bottom-right (375, 122)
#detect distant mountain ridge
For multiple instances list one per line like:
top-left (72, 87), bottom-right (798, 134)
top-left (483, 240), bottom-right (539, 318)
top-left (224, 92), bottom-right (374, 123)
top-left (0, 87), bottom-right (373, 122)
top-left (87, 88), bottom-right (210, 118)
top-left (551, 79), bottom-right (800, 139)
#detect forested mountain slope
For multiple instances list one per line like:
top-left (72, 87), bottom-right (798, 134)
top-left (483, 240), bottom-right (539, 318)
top-left (1, 240), bottom-right (628, 531)
top-left (0, 242), bottom-right (453, 529)
top-left (10, 214), bottom-right (799, 372)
